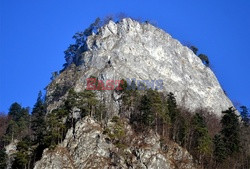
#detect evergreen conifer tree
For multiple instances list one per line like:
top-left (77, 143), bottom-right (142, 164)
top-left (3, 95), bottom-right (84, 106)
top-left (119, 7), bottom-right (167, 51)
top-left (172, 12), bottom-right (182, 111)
top-left (220, 107), bottom-right (241, 155)
top-left (31, 91), bottom-right (46, 144)
top-left (213, 134), bottom-right (227, 164)
top-left (240, 106), bottom-right (249, 126)
top-left (0, 148), bottom-right (7, 169)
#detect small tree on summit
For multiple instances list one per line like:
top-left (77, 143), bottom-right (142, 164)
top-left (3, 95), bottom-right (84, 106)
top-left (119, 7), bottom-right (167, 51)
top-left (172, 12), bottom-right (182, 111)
top-left (63, 18), bottom-right (102, 70)
top-left (188, 44), bottom-right (210, 67)
top-left (83, 17), bottom-right (101, 36)
top-left (198, 54), bottom-right (210, 67)
top-left (190, 46), bottom-right (198, 55)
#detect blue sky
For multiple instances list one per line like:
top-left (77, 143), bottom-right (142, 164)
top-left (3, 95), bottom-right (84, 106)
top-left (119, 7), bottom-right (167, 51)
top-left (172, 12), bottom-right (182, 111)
top-left (0, 0), bottom-right (249, 113)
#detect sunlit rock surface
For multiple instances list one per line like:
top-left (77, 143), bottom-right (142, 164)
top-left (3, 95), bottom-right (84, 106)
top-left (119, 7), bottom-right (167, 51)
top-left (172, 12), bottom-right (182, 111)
top-left (47, 18), bottom-right (233, 116)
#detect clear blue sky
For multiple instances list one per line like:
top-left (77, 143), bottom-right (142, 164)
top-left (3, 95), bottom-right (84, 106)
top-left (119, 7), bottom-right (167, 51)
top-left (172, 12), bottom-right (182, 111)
top-left (0, 0), bottom-right (249, 113)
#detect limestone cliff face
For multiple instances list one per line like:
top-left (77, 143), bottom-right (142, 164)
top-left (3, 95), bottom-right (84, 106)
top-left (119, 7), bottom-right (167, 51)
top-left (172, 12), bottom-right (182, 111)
top-left (34, 117), bottom-right (197, 169)
top-left (47, 18), bottom-right (233, 116)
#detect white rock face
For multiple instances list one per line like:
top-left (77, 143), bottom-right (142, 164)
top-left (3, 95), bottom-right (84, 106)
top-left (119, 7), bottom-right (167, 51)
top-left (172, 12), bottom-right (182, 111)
top-left (46, 18), bottom-right (234, 116)
top-left (5, 140), bottom-right (18, 169)
top-left (34, 117), bottom-right (196, 169)
top-left (71, 18), bottom-right (233, 116)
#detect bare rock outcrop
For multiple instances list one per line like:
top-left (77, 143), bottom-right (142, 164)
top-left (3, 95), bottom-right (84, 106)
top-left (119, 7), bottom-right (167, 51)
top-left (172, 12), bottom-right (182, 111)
top-left (34, 117), bottom-right (197, 169)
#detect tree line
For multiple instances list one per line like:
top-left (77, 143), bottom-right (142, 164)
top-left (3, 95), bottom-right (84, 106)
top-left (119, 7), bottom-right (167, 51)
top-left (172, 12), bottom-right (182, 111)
top-left (0, 88), bottom-right (105, 169)
top-left (0, 81), bottom-right (249, 169)
top-left (119, 80), bottom-right (250, 169)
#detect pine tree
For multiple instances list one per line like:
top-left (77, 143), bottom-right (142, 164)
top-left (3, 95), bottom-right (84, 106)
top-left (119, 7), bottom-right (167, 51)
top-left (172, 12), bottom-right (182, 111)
top-left (65, 89), bottom-right (79, 131)
top-left (5, 103), bottom-right (30, 143)
top-left (65, 88), bottom-right (78, 110)
top-left (176, 115), bottom-right (188, 146)
top-left (240, 106), bottom-right (249, 126)
top-left (147, 90), bottom-right (164, 132)
top-left (191, 113), bottom-right (212, 160)
top-left (190, 46), bottom-right (198, 55)
top-left (31, 91), bottom-right (46, 144)
top-left (8, 103), bottom-right (22, 121)
top-left (63, 17), bottom-right (101, 70)
top-left (5, 120), bottom-right (18, 142)
top-left (198, 54), bottom-right (210, 67)
top-left (0, 148), bottom-right (7, 169)
top-left (160, 95), bottom-right (170, 137)
top-left (213, 134), bottom-right (227, 164)
top-left (220, 107), bottom-right (241, 155)
top-left (167, 92), bottom-right (179, 140)
top-left (12, 137), bottom-right (32, 169)
top-left (121, 79), bottom-right (139, 113)
top-left (139, 94), bottom-right (154, 127)
top-left (78, 90), bottom-right (98, 117)
top-left (167, 92), bottom-right (178, 123)
top-left (44, 111), bottom-right (63, 149)
top-left (83, 17), bottom-right (101, 37)
top-left (94, 102), bottom-right (107, 122)
top-left (239, 106), bottom-right (250, 169)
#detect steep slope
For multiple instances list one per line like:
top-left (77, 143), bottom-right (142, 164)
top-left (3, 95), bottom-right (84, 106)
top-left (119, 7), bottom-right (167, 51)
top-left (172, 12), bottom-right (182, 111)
top-left (47, 18), bottom-right (233, 116)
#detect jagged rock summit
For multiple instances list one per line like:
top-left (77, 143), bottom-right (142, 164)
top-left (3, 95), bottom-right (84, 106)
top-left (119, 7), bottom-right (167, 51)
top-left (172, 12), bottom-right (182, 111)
top-left (47, 18), bottom-right (233, 116)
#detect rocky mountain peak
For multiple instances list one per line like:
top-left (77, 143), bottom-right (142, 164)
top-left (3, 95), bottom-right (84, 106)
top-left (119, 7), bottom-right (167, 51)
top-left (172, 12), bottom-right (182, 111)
top-left (48, 18), bottom-right (234, 116)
